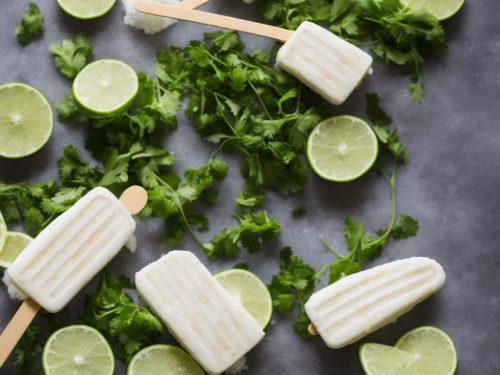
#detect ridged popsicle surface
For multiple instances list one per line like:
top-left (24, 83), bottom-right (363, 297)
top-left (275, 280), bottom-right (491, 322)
top-left (136, 251), bottom-right (265, 375)
top-left (276, 21), bottom-right (373, 105)
top-left (8, 187), bottom-right (135, 313)
top-left (305, 257), bottom-right (446, 348)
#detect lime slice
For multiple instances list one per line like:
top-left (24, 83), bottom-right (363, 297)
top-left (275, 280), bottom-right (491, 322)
top-left (127, 345), bottom-right (204, 375)
top-left (42, 325), bottom-right (114, 375)
top-left (306, 115), bottom-right (378, 182)
top-left (401, 0), bottom-right (464, 20)
top-left (359, 326), bottom-right (457, 375)
top-left (0, 211), bottom-right (7, 255)
top-left (56, 0), bottom-right (116, 20)
top-left (72, 59), bottom-right (139, 115)
top-left (0, 232), bottom-right (33, 268)
top-left (215, 269), bottom-right (273, 328)
top-left (0, 83), bottom-right (53, 158)
top-left (396, 326), bottom-right (457, 375)
top-left (360, 343), bottom-right (417, 374)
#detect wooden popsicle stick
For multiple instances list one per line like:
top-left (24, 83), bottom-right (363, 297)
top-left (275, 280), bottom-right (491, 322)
top-left (119, 185), bottom-right (149, 214)
top-left (134, 0), bottom-right (294, 42)
top-left (177, 0), bottom-right (210, 9)
top-left (308, 323), bottom-right (319, 336)
top-left (0, 186), bottom-right (148, 367)
top-left (0, 298), bottom-right (40, 367)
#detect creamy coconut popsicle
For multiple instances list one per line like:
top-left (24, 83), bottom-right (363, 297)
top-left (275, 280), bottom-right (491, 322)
top-left (136, 251), bottom-right (265, 375)
top-left (134, 1), bottom-right (372, 105)
top-left (305, 257), bottom-right (446, 349)
top-left (0, 186), bottom-right (147, 366)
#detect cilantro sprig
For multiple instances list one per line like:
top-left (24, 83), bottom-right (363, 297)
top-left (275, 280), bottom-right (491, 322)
top-left (268, 248), bottom-right (325, 339)
top-left (13, 326), bottom-right (42, 374)
top-left (81, 273), bottom-right (163, 362)
top-left (322, 93), bottom-right (419, 283)
top-left (261, 0), bottom-right (447, 102)
top-left (49, 34), bottom-right (93, 78)
top-left (16, 3), bottom-right (44, 46)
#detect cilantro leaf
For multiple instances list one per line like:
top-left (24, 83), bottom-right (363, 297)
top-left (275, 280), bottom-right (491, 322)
top-left (81, 273), bottom-right (163, 362)
top-left (204, 211), bottom-right (281, 259)
top-left (49, 34), bottom-right (93, 78)
top-left (16, 3), bottom-right (44, 46)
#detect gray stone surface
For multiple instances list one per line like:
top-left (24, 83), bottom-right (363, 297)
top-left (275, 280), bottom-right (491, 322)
top-left (1, 0), bottom-right (499, 374)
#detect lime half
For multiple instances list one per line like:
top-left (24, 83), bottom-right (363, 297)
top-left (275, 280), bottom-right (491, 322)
top-left (43, 325), bottom-right (114, 375)
top-left (396, 326), bottom-right (457, 375)
top-left (0, 211), bottom-right (6, 255)
top-left (0, 232), bottom-right (33, 268)
top-left (401, 0), bottom-right (464, 20)
top-left (127, 345), bottom-right (204, 375)
top-left (57, 0), bottom-right (116, 20)
top-left (307, 115), bottom-right (378, 182)
top-left (0, 83), bottom-right (53, 158)
top-left (360, 326), bottom-right (457, 375)
top-left (215, 269), bottom-right (273, 328)
top-left (73, 59), bottom-right (139, 115)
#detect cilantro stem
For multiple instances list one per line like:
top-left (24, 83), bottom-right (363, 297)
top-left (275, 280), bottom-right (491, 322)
top-left (320, 237), bottom-right (344, 259)
top-left (248, 81), bottom-right (273, 120)
top-left (153, 174), bottom-right (207, 250)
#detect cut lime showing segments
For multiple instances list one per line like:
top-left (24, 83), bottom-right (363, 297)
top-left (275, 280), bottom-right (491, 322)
top-left (42, 325), bottom-right (114, 375)
top-left (127, 345), bottom-right (204, 375)
top-left (215, 269), bottom-right (273, 328)
top-left (73, 59), bottom-right (139, 115)
top-left (0, 83), bottom-right (53, 158)
top-left (57, 0), bottom-right (116, 20)
top-left (401, 0), bottom-right (464, 20)
top-left (0, 232), bottom-right (33, 268)
top-left (396, 326), bottom-right (457, 375)
top-left (0, 211), bottom-right (6, 255)
top-left (307, 115), bottom-right (378, 182)
top-left (359, 326), bottom-right (457, 375)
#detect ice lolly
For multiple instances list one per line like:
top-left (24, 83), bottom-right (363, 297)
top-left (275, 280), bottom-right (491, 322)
top-left (0, 186), bottom-right (148, 366)
top-left (134, 1), bottom-right (372, 105)
top-left (305, 257), bottom-right (446, 349)
top-left (136, 251), bottom-right (265, 374)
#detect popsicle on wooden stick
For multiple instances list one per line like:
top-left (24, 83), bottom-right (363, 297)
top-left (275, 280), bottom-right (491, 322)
top-left (136, 251), bottom-right (265, 375)
top-left (0, 186), bottom-right (148, 367)
top-left (134, 1), bottom-right (373, 105)
top-left (305, 257), bottom-right (446, 349)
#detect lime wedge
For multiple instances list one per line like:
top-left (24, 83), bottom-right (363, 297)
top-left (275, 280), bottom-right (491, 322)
top-left (359, 326), bottom-right (457, 375)
top-left (72, 59), bottom-right (139, 115)
top-left (0, 83), bottom-right (53, 158)
top-left (0, 211), bottom-right (7, 255)
top-left (396, 326), bottom-right (457, 375)
top-left (307, 115), bottom-right (378, 182)
top-left (360, 343), bottom-right (416, 374)
top-left (42, 325), bottom-right (114, 375)
top-left (127, 345), bottom-right (204, 375)
top-left (215, 269), bottom-right (273, 328)
top-left (401, 0), bottom-right (464, 20)
top-left (57, 0), bottom-right (116, 20)
top-left (0, 232), bottom-right (33, 268)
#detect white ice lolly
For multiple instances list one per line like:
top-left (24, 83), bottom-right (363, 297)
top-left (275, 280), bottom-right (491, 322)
top-left (276, 21), bottom-right (373, 105)
top-left (136, 251), bottom-right (265, 375)
top-left (8, 187), bottom-right (136, 313)
top-left (305, 257), bottom-right (446, 349)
